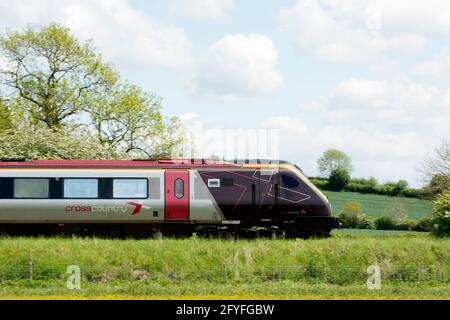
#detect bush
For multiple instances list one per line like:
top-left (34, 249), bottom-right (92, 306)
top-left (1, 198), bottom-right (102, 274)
top-left (414, 217), bottom-right (434, 232)
top-left (345, 182), bottom-right (375, 194)
top-left (309, 178), bottom-right (328, 190)
top-left (430, 189), bottom-right (450, 237)
top-left (338, 202), bottom-right (373, 229)
top-left (328, 168), bottom-right (350, 191)
top-left (338, 212), bottom-right (359, 229)
top-left (396, 220), bottom-right (417, 231)
top-left (374, 216), bottom-right (397, 230)
top-left (401, 188), bottom-right (422, 198)
top-left (422, 174), bottom-right (450, 200)
top-left (357, 214), bottom-right (374, 229)
top-left (310, 175), bottom-right (422, 198)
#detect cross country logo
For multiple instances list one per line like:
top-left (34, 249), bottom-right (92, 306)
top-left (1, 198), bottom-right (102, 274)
top-left (127, 201), bottom-right (151, 215)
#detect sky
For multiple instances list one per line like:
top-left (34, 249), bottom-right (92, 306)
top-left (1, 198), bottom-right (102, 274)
top-left (0, 0), bottom-right (449, 187)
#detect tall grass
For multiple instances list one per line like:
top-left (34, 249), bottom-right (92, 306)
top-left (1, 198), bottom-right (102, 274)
top-left (0, 234), bottom-right (448, 286)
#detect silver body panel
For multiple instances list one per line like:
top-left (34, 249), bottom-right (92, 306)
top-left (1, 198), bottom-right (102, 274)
top-left (0, 169), bottom-right (224, 224)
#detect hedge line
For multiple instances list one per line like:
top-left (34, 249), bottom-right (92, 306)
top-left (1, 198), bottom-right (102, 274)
top-left (309, 177), bottom-right (422, 198)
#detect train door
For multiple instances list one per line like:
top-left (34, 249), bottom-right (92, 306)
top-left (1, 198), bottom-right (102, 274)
top-left (259, 168), bottom-right (279, 216)
top-left (165, 170), bottom-right (190, 220)
top-left (251, 170), bottom-right (261, 216)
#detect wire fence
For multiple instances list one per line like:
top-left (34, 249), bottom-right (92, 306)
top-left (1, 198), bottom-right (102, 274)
top-left (0, 264), bottom-right (448, 284)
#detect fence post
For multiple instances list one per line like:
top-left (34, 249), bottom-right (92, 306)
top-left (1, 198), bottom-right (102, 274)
top-left (223, 263), bottom-right (228, 282)
top-left (29, 251), bottom-right (33, 280)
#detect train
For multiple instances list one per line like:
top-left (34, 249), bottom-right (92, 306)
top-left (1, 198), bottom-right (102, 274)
top-left (0, 158), bottom-right (340, 238)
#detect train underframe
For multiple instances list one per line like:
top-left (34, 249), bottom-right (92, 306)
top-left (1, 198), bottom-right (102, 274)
top-left (0, 216), bottom-right (340, 239)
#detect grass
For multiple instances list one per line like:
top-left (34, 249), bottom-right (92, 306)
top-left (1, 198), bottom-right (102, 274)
top-left (323, 190), bottom-right (432, 220)
top-left (0, 233), bottom-right (448, 299)
top-left (0, 282), bottom-right (449, 300)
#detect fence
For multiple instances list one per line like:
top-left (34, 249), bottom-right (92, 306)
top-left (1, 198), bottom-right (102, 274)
top-left (0, 264), bottom-right (448, 285)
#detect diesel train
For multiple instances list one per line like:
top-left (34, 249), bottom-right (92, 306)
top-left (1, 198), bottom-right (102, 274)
top-left (0, 158), bottom-right (340, 238)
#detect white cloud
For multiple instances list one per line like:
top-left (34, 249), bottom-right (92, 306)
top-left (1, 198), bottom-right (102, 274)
top-left (264, 116), bottom-right (307, 135)
top-left (188, 34), bottom-right (284, 100)
top-left (179, 112), bottom-right (199, 122)
top-left (327, 78), bottom-right (448, 131)
top-left (168, 0), bottom-right (236, 20)
top-left (0, 0), bottom-right (193, 69)
top-left (263, 116), bottom-right (433, 186)
top-left (277, 0), bottom-right (450, 64)
top-left (262, 78), bottom-right (450, 186)
top-left (414, 51), bottom-right (450, 79)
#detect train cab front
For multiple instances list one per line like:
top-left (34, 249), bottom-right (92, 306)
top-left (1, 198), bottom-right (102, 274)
top-left (276, 163), bottom-right (340, 237)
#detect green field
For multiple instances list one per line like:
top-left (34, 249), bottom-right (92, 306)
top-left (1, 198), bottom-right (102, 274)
top-left (0, 232), bottom-right (448, 299)
top-left (323, 191), bottom-right (432, 220)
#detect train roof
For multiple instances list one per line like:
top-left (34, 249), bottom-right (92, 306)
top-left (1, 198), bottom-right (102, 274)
top-left (0, 158), bottom-right (294, 169)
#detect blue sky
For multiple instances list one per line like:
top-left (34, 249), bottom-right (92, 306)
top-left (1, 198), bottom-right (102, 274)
top-left (0, 0), bottom-right (449, 187)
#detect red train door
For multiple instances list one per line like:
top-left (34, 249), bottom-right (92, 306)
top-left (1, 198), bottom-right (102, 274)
top-left (165, 170), bottom-right (189, 220)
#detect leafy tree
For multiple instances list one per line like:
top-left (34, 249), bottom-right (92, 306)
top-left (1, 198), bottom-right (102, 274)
top-left (0, 97), bottom-right (13, 132)
top-left (421, 139), bottom-right (450, 195)
top-left (393, 179), bottom-right (408, 195)
top-left (430, 188), bottom-right (450, 237)
top-left (0, 126), bottom-right (121, 160)
top-left (86, 83), bottom-right (185, 158)
top-left (0, 23), bottom-right (118, 129)
top-left (328, 168), bottom-right (350, 191)
top-left (0, 23), bottom-right (186, 158)
top-left (317, 148), bottom-right (353, 177)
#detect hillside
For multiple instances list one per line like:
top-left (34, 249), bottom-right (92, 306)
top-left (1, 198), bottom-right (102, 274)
top-left (323, 191), bottom-right (432, 220)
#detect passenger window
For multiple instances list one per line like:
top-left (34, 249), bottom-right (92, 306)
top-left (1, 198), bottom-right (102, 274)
top-left (281, 174), bottom-right (300, 188)
top-left (174, 178), bottom-right (184, 199)
top-left (14, 179), bottom-right (49, 198)
top-left (113, 179), bottom-right (147, 198)
top-left (64, 179), bottom-right (98, 198)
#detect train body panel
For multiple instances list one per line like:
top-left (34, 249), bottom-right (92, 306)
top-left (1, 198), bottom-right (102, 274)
top-left (0, 159), bottom-right (339, 237)
top-left (0, 169), bottom-right (165, 223)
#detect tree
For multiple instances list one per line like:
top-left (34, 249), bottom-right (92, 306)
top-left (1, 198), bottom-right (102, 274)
top-left (86, 83), bottom-right (185, 158)
top-left (430, 188), bottom-right (450, 237)
top-left (422, 173), bottom-right (450, 199)
top-left (421, 139), bottom-right (450, 195)
top-left (0, 97), bottom-right (13, 132)
top-left (0, 23), bottom-right (186, 158)
top-left (328, 168), bottom-right (350, 191)
top-left (317, 149), bottom-right (353, 177)
top-left (0, 126), bottom-right (121, 160)
top-left (0, 23), bottom-right (118, 129)
top-left (393, 179), bottom-right (408, 195)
